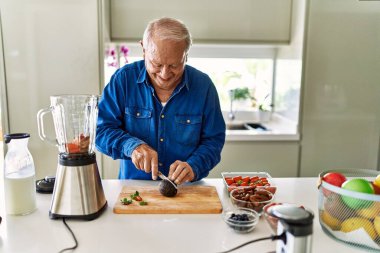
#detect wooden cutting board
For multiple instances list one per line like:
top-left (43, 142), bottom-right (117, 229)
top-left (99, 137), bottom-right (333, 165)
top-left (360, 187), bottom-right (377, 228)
top-left (113, 185), bottom-right (223, 214)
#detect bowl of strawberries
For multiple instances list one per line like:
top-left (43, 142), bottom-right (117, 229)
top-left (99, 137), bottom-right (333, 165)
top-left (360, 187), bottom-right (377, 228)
top-left (221, 172), bottom-right (277, 195)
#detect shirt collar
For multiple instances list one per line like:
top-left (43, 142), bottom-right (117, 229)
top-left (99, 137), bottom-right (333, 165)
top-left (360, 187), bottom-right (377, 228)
top-left (137, 63), bottom-right (148, 85)
top-left (137, 61), bottom-right (190, 91)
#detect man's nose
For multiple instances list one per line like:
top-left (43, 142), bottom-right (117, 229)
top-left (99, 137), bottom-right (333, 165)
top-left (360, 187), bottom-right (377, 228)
top-left (160, 65), bottom-right (171, 78)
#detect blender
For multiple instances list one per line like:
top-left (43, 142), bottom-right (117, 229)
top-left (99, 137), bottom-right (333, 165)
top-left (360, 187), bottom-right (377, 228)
top-left (37, 95), bottom-right (107, 220)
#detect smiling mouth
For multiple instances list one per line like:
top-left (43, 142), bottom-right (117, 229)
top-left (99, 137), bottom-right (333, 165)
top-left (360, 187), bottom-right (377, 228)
top-left (157, 75), bottom-right (171, 82)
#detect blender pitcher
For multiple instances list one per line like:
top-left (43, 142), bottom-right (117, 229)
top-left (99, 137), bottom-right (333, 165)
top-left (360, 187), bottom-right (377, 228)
top-left (37, 95), bottom-right (98, 154)
top-left (37, 95), bottom-right (107, 220)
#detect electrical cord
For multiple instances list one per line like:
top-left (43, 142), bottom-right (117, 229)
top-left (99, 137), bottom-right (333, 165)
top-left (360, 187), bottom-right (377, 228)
top-left (217, 232), bottom-right (287, 253)
top-left (58, 218), bottom-right (78, 253)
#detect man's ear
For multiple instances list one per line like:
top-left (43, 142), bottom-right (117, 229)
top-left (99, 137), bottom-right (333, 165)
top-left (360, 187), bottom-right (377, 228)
top-left (140, 40), bottom-right (145, 57)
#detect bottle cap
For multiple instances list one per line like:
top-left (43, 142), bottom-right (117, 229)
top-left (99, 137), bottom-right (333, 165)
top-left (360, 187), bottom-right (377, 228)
top-left (4, 133), bottom-right (30, 143)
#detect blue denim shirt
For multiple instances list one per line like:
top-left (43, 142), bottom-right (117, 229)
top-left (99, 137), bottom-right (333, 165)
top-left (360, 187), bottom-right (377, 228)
top-left (96, 60), bottom-right (226, 180)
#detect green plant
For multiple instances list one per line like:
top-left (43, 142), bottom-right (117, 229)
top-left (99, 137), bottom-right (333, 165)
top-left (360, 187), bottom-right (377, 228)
top-left (258, 104), bottom-right (271, 112)
top-left (233, 87), bottom-right (251, 100)
top-left (231, 88), bottom-right (252, 100)
top-left (258, 94), bottom-right (273, 111)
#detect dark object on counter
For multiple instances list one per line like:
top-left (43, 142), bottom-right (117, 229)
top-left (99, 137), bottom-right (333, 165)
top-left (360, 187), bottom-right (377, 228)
top-left (159, 179), bottom-right (178, 197)
top-left (36, 176), bottom-right (55, 193)
top-left (0, 215), bottom-right (2, 224)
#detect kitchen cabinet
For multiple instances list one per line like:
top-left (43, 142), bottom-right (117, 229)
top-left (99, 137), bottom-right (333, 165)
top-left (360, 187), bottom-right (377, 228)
top-left (300, 0), bottom-right (380, 176)
top-left (0, 0), bottom-right (101, 179)
top-left (211, 141), bottom-right (299, 178)
top-left (110, 0), bottom-right (292, 43)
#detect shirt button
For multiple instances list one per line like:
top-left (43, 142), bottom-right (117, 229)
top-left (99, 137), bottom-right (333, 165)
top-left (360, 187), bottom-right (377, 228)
top-left (187, 119), bottom-right (191, 123)
top-left (136, 112), bottom-right (140, 117)
top-left (159, 163), bottom-right (163, 167)
top-left (161, 114), bottom-right (165, 119)
top-left (160, 138), bottom-right (164, 142)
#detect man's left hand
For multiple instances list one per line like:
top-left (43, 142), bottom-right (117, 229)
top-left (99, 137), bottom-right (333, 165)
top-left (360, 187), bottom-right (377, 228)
top-left (168, 160), bottom-right (195, 185)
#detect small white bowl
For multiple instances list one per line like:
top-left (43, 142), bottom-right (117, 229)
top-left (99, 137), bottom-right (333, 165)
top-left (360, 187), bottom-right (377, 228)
top-left (222, 207), bottom-right (259, 233)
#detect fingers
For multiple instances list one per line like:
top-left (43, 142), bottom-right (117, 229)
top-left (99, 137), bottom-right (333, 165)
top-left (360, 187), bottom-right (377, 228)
top-left (151, 155), bottom-right (158, 180)
top-left (131, 144), bottom-right (158, 175)
top-left (169, 161), bottom-right (195, 185)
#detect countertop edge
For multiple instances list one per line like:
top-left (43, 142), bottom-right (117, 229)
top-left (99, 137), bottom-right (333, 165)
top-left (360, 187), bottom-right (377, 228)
top-left (226, 132), bottom-right (300, 141)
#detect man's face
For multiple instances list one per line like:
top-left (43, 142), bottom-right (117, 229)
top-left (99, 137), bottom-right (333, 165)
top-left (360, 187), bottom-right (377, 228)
top-left (143, 37), bottom-right (187, 92)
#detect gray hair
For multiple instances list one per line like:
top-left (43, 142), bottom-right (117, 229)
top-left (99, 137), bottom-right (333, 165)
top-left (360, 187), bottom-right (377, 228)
top-left (143, 17), bottom-right (192, 53)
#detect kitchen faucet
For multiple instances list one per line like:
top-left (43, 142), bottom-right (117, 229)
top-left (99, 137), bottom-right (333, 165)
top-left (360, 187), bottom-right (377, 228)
top-left (228, 89), bottom-right (235, 121)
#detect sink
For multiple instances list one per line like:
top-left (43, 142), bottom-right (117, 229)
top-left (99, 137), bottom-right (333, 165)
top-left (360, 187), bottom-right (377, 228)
top-left (226, 123), bottom-right (248, 130)
top-left (245, 123), bottom-right (268, 131)
top-left (226, 122), bottom-right (268, 131)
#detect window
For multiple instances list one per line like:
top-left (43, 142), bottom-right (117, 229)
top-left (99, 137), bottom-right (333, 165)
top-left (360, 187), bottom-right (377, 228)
top-left (103, 43), bottom-right (301, 122)
top-left (187, 58), bottom-right (273, 111)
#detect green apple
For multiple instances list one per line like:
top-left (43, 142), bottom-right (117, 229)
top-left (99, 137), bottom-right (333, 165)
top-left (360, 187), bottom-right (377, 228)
top-left (341, 178), bottom-right (374, 209)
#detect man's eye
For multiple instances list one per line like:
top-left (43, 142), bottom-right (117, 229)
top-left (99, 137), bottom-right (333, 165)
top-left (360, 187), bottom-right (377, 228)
top-left (152, 62), bottom-right (161, 68)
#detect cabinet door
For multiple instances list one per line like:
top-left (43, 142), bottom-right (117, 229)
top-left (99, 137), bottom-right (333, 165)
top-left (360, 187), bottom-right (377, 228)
top-left (111, 0), bottom-right (292, 43)
top-left (209, 141), bottom-right (299, 178)
top-left (300, 0), bottom-right (380, 176)
top-left (0, 0), bottom-right (100, 179)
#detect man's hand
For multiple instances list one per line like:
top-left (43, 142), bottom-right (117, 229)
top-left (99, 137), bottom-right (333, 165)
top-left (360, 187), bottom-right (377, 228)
top-left (131, 144), bottom-right (158, 180)
top-left (168, 160), bottom-right (195, 185)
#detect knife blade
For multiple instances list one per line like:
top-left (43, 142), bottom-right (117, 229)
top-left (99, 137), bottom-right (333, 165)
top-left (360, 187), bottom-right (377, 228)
top-left (158, 171), bottom-right (178, 189)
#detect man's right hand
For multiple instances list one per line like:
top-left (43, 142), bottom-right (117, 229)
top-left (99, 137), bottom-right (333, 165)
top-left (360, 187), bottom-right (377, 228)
top-left (131, 144), bottom-right (159, 180)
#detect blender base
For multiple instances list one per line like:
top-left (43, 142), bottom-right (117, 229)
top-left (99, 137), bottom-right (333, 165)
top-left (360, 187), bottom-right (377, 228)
top-left (49, 153), bottom-right (107, 220)
top-left (49, 201), bottom-right (107, 220)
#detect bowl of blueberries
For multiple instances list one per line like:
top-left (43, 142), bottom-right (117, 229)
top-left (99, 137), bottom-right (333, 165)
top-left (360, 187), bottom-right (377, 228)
top-left (222, 207), bottom-right (259, 233)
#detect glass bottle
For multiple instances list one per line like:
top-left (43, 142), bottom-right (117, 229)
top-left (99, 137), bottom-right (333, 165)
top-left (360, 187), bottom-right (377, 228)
top-left (4, 133), bottom-right (37, 215)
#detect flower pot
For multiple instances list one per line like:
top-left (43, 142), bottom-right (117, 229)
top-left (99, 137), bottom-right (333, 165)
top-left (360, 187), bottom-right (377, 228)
top-left (259, 111), bottom-right (271, 123)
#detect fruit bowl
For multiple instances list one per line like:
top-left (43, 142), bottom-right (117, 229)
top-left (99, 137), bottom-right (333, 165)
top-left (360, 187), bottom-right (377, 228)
top-left (318, 169), bottom-right (380, 251)
top-left (222, 207), bottom-right (259, 233)
top-left (230, 187), bottom-right (274, 216)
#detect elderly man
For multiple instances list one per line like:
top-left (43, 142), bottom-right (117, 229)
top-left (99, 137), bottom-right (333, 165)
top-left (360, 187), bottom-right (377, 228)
top-left (96, 17), bottom-right (225, 185)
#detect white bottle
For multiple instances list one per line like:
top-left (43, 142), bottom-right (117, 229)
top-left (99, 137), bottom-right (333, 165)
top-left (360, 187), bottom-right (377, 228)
top-left (4, 133), bottom-right (37, 215)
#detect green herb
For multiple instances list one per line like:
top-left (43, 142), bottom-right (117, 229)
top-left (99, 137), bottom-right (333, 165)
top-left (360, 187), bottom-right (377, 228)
top-left (120, 198), bottom-right (132, 205)
top-left (139, 201), bottom-right (148, 206)
top-left (130, 191), bottom-right (140, 199)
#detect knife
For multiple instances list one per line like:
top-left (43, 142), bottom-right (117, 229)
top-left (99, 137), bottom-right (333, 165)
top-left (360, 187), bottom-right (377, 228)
top-left (157, 171), bottom-right (178, 189)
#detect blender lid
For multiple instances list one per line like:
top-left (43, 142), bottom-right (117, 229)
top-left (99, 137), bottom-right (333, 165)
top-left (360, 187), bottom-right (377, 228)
top-left (4, 133), bottom-right (30, 143)
top-left (269, 205), bottom-right (313, 224)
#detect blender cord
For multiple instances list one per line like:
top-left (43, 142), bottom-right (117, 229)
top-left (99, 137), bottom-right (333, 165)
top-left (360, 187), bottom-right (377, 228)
top-left (217, 232), bottom-right (287, 253)
top-left (58, 218), bottom-right (78, 253)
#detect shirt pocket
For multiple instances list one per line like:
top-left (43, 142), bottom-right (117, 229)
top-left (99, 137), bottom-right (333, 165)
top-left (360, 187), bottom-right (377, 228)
top-left (125, 106), bottom-right (152, 142)
top-left (175, 115), bottom-right (202, 146)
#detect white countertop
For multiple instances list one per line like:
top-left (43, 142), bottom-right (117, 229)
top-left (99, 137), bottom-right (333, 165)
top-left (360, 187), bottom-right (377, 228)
top-left (0, 178), bottom-right (370, 253)
top-left (225, 113), bottom-right (300, 141)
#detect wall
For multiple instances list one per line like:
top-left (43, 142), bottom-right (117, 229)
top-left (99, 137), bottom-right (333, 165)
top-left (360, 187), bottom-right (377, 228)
top-left (300, 0), bottom-right (380, 176)
top-left (0, 0), bottom-right (101, 179)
